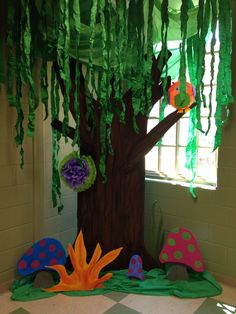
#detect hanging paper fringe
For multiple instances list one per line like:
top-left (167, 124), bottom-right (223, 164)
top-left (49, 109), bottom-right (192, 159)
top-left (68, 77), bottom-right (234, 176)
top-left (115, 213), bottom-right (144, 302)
top-left (113, 0), bottom-right (126, 122)
top-left (214, 0), bottom-right (234, 150)
top-left (2, 0), bottom-right (234, 209)
top-left (57, 0), bottom-right (71, 139)
top-left (179, 0), bottom-right (189, 99)
top-left (206, 0), bottom-right (217, 136)
top-left (40, 59), bottom-right (49, 120)
top-left (51, 66), bottom-right (63, 213)
top-left (72, 0), bottom-right (81, 147)
top-left (0, 36), bottom-right (4, 87)
top-left (157, 0), bottom-right (169, 148)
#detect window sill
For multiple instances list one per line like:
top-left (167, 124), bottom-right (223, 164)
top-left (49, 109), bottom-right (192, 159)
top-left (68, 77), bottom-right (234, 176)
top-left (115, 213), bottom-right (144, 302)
top-left (145, 172), bottom-right (217, 191)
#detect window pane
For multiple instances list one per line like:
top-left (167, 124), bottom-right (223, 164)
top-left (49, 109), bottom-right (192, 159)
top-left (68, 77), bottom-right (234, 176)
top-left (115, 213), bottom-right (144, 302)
top-left (198, 118), bottom-right (216, 147)
top-left (199, 86), bottom-right (217, 117)
top-left (159, 147), bottom-right (176, 176)
top-left (147, 118), bottom-right (159, 133)
top-left (205, 25), bottom-right (220, 53)
top-left (164, 105), bottom-right (175, 116)
top-left (179, 118), bottom-right (189, 146)
top-left (145, 146), bottom-right (158, 172)
top-left (197, 148), bottom-right (217, 184)
top-left (149, 102), bottom-right (160, 118)
top-left (203, 53), bottom-right (219, 85)
top-left (162, 124), bottom-right (176, 145)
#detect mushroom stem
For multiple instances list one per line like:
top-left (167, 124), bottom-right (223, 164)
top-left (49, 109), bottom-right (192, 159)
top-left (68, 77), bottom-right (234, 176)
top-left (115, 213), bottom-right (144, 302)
top-left (167, 263), bottom-right (189, 281)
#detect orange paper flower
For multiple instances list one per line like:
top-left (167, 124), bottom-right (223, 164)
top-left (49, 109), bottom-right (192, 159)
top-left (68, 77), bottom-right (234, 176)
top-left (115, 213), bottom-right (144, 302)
top-left (45, 231), bottom-right (122, 292)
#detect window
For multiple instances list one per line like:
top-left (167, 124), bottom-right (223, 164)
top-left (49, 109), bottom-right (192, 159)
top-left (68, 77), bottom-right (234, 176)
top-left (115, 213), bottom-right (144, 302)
top-left (145, 39), bottom-right (219, 189)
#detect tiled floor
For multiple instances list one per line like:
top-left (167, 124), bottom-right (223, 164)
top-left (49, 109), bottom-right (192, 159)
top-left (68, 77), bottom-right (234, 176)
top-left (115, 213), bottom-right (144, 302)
top-left (1, 283), bottom-right (235, 314)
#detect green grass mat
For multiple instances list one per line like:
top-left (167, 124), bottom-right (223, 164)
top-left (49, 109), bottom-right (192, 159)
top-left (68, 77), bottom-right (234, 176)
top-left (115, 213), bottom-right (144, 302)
top-left (11, 268), bottom-right (222, 301)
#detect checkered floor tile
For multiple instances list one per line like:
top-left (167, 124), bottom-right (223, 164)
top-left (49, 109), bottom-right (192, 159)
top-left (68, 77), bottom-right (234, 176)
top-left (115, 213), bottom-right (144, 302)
top-left (194, 298), bottom-right (236, 314)
top-left (1, 282), bottom-right (235, 314)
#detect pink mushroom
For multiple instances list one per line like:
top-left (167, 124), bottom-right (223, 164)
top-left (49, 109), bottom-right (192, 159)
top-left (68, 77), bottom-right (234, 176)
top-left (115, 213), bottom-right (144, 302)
top-left (159, 227), bottom-right (204, 280)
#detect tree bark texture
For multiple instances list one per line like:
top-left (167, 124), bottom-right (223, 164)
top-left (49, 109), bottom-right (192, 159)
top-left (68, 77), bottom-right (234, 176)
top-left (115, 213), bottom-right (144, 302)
top-left (52, 54), bottom-right (196, 270)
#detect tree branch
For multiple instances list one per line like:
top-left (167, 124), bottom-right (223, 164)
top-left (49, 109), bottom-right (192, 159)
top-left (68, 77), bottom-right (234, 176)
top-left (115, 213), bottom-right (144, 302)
top-left (51, 119), bottom-right (92, 154)
top-left (125, 103), bottom-right (197, 172)
top-left (151, 52), bottom-right (171, 105)
top-left (52, 60), bottom-right (92, 147)
top-left (51, 118), bottom-right (74, 139)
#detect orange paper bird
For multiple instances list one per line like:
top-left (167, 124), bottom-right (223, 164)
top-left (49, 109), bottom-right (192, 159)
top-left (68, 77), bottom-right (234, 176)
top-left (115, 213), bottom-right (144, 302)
top-left (44, 230), bottom-right (122, 292)
top-left (168, 81), bottom-right (195, 113)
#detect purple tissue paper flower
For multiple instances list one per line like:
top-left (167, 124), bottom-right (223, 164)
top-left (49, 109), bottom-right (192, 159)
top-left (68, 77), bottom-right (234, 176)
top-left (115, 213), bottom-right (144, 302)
top-left (61, 158), bottom-right (90, 189)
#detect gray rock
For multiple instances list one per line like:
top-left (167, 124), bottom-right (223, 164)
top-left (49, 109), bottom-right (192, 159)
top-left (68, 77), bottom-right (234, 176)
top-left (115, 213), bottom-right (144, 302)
top-left (167, 264), bottom-right (189, 281)
top-left (33, 270), bottom-right (54, 289)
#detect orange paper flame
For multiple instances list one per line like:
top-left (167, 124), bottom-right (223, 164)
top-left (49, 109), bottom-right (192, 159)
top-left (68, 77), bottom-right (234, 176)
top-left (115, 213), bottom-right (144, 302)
top-left (44, 231), bottom-right (122, 292)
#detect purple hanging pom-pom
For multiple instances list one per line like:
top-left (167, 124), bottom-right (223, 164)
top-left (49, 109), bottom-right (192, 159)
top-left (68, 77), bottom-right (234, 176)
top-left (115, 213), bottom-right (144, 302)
top-left (61, 158), bottom-right (90, 189)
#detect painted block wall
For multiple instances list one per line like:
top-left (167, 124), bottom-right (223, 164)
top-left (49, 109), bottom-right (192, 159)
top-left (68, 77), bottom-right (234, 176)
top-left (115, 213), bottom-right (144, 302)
top-left (0, 86), bottom-right (34, 286)
top-left (144, 3), bottom-right (236, 284)
top-left (0, 69), bottom-right (77, 288)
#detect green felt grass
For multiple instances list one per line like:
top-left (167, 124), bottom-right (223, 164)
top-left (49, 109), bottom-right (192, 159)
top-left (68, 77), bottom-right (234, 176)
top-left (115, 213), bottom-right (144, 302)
top-left (11, 268), bottom-right (222, 302)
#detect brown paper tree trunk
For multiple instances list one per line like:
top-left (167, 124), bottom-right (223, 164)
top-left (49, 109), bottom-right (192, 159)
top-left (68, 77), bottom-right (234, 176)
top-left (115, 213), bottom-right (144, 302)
top-left (52, 55), bottom-right (196, 270)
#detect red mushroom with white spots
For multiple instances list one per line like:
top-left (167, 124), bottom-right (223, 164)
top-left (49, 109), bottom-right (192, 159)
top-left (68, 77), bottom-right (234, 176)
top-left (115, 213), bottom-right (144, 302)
top-left (159, 227), bottom-right (204, 281)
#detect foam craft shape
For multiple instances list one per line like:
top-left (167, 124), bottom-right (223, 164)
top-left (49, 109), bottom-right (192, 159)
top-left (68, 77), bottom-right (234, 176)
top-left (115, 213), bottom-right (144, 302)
top-left (168, 82), bottom-right (195, 113)
top-left (44, 230), bottom-right (123, 292)
top-left (59, 152), bottom-right (97, 192)
top-left (17, 238), bottom-right (66, 276)
top-left (159, 227), bottom-right (204, 272)
top-left (127, 254), bottom-right (145, 280)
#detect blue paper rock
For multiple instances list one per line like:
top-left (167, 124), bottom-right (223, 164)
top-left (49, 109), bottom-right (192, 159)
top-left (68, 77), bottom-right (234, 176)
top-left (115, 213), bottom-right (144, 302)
top-left (127, 254), bottom-right (145, 280)
top-left (17, 238), bottom-right (66, 277)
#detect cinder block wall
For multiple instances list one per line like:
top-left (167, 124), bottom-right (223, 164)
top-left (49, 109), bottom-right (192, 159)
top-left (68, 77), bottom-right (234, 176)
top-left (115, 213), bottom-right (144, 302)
top-left (0, 86), bottom-right (34, 286)
top-left (144, 3), bottom-right (236, 285)
top-left (0, 72), bottom-right (77, 288)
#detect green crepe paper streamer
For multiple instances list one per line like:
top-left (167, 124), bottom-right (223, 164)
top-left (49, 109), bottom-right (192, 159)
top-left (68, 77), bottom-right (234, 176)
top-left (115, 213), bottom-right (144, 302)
top-left (113, 0), bottom-right (126, 122)
top-left (156, 0), bottom-right (169, 147)
top-left (0, 36), bottom-right (4, 87)
top-left (98, 0), bottom-right (113, 179)
top-left (7, 1), bottom-right (17, 107)
top-left (82, 0), bottom-right (98, 138)
top-left (57, 0), bottom-right (71, 140)
top-left (20, 0), bottom-right (39, 138)
top-left (7, 2), bottom-right (25, 167)
top-left (145, 0), bottom-right (154, 115)
top-left (185, 107), bottom-right (197, 199)
top-left (39, 0), bottom-right (49, 120)
top-left (72, 0), bottom-right (81, 147)
top-left (195, 0), bottom-right (210, 132)
top-left (84, 0), bottom-right (98, 131)
top-left (15, 72), bottom-right (25, 169)
top-left (214, 0), bottom-right (234, 150)
top-left (98, 0), bottom-right (108, 179)
top-left (40, 59), bottom-right (49, 120)
top-left (175, 1), bottom-right (194, 194)
top-left (186, 35), bottom-right (198, 198)
top-left (179, 0), bottom-right (189, 101)
top-left (160, 0), bottom-right (169, 97)
top-left (127, 0), bottom-right (144, 130)
top-left (51, 66), bottom-right (63, 213)
top-left (104, 0), bottom-right (114, 156)
top-left (206, 0), bottom-right (217, 136)
top-left (11, 269), bottom-right (222, 301)
top-left (59, 152), bottom-right (97, 192)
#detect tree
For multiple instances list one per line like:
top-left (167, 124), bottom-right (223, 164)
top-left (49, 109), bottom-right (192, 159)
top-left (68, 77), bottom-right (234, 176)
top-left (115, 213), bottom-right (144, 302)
top-left (52, 53), bottom-right (196, 271)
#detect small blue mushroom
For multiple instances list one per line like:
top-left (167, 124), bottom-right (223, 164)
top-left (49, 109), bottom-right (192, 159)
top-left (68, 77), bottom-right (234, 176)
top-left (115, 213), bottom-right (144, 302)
top-left (127, 254), bottom-right (145, 280)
